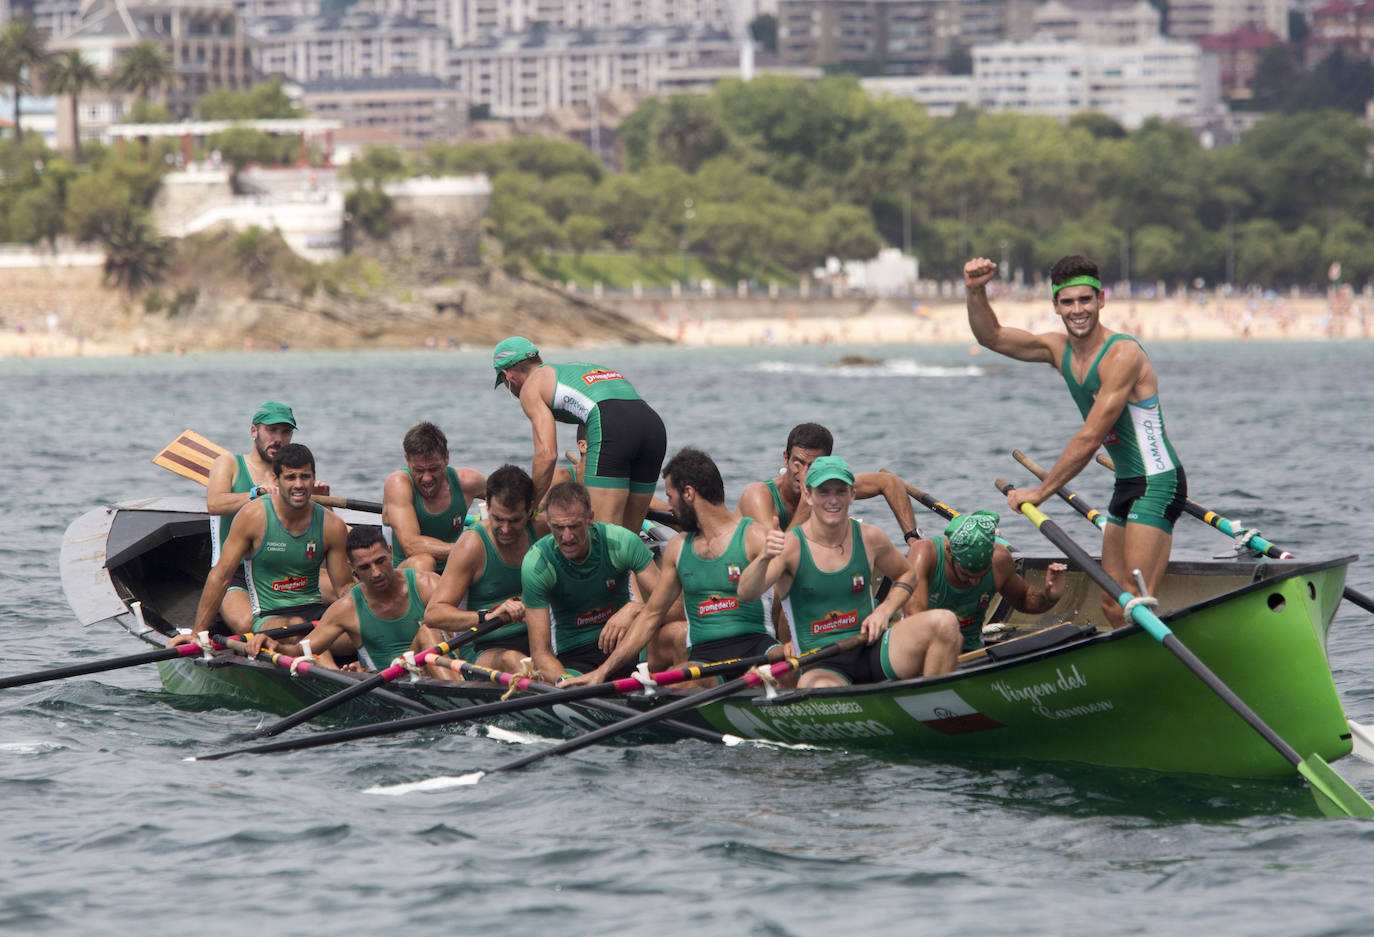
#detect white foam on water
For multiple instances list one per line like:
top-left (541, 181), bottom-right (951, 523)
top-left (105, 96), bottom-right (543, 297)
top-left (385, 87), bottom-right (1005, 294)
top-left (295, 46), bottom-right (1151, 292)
top-left (482, 725), bottom-right (543, 745)
top-left (754, 360), bottom-right (992, 379)
top-left (0, 740), bottom-right (64, 755)
top-left (363, 771), bottom-right (486, 795)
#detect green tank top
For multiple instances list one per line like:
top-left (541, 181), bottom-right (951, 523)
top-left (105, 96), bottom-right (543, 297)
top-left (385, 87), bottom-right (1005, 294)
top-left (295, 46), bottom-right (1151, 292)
top-left (461, 522), bottom-right (537, 649)
top-left (548, 362), bottom-right (643, 425)
top-left (764, 478), bottom-right (790, 528)
top-left (1060, 334), bottom-right (1181, 479)
top-left (244, 499), bottom-right (326, 616)
top-left (781, 520), bottom-right (874, 654)
top-left (928, 535), bottom-right (997, 651)
top-left (521, 522), bottom-right (652, 655)
top-left (678, 518), bottom-right (768, 648)
top-left (391, 465), bottom-right (468, 570)
top-left (211, 454), bottom-right (256, 563)
top-left (352, 567), bottom-right (425, 668)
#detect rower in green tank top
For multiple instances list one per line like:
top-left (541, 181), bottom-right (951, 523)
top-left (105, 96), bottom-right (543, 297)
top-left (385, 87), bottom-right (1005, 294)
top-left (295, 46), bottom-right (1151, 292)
top-left (520, 481), bottom-right (662, 682)
top-left (906, 511), bottom-right (1066, 652)
top-left (288, 526), bottom-right (443, 672)
top-left (172, 443), bottom-right (352, 651)
top-left (423, 464), bottom-right (549, 678)
top-left (965, 252), bottom-right (1187, 628)
top-left (382, 422), bottom-right (486, 574)
top-left (737, 456), bottom-right (960, 688)
top-left (205, 401), bottom-right (300, 635)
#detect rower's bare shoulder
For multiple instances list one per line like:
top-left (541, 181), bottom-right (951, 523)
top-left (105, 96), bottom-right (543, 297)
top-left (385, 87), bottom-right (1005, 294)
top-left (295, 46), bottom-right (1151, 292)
top-left (736, 481), bottom-right (773, 520)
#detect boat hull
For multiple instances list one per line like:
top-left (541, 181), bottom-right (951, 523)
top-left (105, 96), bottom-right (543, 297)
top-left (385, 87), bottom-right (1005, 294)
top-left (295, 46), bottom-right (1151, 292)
top-left (62, 496), bottom-right (1358, 780)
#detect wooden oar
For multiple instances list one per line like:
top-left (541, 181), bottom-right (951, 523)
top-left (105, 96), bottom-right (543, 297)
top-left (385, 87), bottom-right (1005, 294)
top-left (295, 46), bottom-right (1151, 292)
top-left (193, 637), bottom-right (854, 762)
top-left (996, 478), bottom-right (1374, 818)
top-left (222, 638), bottom-right (436, 715)
top-left (154, 430), bottom-right (383, 513)
top-left (231, 613), bottom-right (513, 742)
top-left (1094, 452), bottom-right (1374, 614)
top-left (449, 634), bottom-right (866, 784)
top-left (0, 621), bottom-right (315, 690)
top-left (1013, 450), bottom-right (1109, 530)
top-left (880, 469), bottom-right (963, 521)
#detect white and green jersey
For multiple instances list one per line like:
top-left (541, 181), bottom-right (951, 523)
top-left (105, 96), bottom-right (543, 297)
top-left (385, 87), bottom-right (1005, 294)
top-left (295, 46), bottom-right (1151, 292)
top-left (547, 363), bottom-right (643, 425)
top-left (244, 500), bottom-right (326, 617)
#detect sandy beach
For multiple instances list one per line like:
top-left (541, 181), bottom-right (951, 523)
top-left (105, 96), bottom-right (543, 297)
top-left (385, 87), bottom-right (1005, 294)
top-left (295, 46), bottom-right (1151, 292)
top-left (2, 291), bottom-right (1368, 359)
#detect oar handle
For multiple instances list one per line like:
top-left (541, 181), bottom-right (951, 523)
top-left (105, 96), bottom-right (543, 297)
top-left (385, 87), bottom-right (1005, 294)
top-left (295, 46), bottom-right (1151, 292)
top-left (881, 469), bottom-right (960, 520)
top-left (311, 495), bottom-right (383, 513)
top-left (1013, 449), bottom-right (1107, 530)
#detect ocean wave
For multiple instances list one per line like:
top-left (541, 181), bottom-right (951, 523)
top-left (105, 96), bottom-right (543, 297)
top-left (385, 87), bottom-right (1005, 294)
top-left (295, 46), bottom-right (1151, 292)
top-left (754, 359), bottom-right (999, 378)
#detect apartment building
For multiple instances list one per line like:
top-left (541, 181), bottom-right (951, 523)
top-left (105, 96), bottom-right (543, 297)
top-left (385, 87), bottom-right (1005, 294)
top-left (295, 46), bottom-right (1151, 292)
top-left (1306, 0), bottom-right (1374, 66)
top-left (448, 24), bottom-right (738, 119)
top-left (777, 0), bottom-right (1037, 74)
top-left (294, 73), bottom-right (466, 139)
top-left (1166, 0), bottom-right (1287, 42)
top-left (1032, 0), bottom-right (1161, 44)
top-left (249, 9), bottom-right (450, 81)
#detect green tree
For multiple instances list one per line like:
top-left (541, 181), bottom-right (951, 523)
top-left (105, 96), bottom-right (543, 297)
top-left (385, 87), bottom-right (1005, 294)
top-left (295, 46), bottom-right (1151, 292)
top-left (101, 209), bottom-right (169, 290)
top-left (541, 172), bottom-right (596, 224)
top-left (112, 42), bottom-right (174, 106)
top-left (10, 183), bottom-right (65, 245)
top-left (44, 50), bottom-right (101, 161)
top-left (0, 20), bottom-right (47, 146)
top-left (562, 213), bottom-right (604, 259)
top-left (197, 79), bottom-right (303, 120)
top-left (1250, 43), bottom-right (1300, 110)
top-left (65, 171), bottom-right (133, 241)
top-left (653, 95), bottom-right (729, 173)
top-left (749, 14), bottom-right (777, 53)
top-left (816, 203), bottom-right (883, 260)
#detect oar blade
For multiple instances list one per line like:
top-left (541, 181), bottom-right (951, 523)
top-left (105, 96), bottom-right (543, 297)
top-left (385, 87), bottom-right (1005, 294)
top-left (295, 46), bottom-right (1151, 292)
top-left (152, 430), bottom-right (229, 486)
top-left (1297, 754), bottom-right (1374, 818)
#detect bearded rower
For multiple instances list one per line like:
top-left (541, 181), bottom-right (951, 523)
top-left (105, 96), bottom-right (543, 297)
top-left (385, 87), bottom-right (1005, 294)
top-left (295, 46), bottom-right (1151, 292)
top-left (965, 253), bottom-right (1186, 628)
top-left (906, 510), bottom-right (1066, 651)
top-left (423, 464), bottom-right (546, 676)
top-left (560, 448), bottom-right (766, 690)
top-left (738, 457), bottom-right (959, 687)
top-left (492, 337), bottom-right (667, 534)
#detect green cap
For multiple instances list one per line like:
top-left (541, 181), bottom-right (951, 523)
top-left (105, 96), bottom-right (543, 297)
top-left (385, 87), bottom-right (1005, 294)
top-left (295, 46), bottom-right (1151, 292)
top-left (492, 336), bottom-right (539, 388)
top-left (251, 401), bottom-right (297, 428)
top-left (805, 455), bottom-right (855, 488)
top-left (944, 510), bottom-right (999, 572)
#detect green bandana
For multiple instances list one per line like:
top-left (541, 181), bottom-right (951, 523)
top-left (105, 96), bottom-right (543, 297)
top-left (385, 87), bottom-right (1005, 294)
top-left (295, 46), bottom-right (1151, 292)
top-left (944, 510), bottom-right (999, 572)
top-left (1051, 275), bottom-right (1102, 297)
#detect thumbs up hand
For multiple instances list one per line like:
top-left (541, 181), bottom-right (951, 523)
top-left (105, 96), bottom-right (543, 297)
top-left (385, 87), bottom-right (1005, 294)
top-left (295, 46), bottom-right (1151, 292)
top-left (764, 515), bottom-right (787, 558)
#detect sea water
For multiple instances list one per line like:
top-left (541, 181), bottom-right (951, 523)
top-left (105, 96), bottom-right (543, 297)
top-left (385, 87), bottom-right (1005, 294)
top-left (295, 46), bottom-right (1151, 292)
top-left (3, 340), bottom-right (1374, 935)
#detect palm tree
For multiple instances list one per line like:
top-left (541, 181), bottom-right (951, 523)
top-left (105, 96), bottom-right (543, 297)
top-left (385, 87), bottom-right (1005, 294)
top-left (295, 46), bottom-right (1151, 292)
top-left (44, 50), bottom-right (100, 161)
top-left (102, 209), bottom-right (169, 291)
top-left (0, 20), bottom-right (47, 146)
top-left (111, 41), bottom-right (174, 106)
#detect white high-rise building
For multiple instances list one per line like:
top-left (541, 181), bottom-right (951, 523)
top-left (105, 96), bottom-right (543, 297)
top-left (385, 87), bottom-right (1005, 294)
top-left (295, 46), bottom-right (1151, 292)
top-left (1167, 0), bottom-right (1287, 42)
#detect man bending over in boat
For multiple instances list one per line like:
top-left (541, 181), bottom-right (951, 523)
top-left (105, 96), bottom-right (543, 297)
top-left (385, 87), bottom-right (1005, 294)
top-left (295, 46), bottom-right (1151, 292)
top-left (523, 481), bottom-right (671, 683)
top-left (205, 401), bottom-right (304, 635)
top-left (253, 525), bottom-right (441, 669)
top-left (422, 464), bottom-right (547, 678)
top-left (169, 443), bottom-right (350, 650)
top-left (382, 421), bottom-right (486, 574)
top-left (555, 422), bottom-right (675, 523)
top-left (491, 336), bottom-right (667, 534)
top-left (560, 448), bottom-right (777, 690)
top-left (965, 254), bottom-right (1186, 628)
top-left (905, 510), bottom-right (1066, 652)
top-left (737, 457), bottom-right (960, 687)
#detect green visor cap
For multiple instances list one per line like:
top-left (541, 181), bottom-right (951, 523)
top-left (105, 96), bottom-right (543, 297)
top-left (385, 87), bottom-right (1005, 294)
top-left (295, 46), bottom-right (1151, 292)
top-left (252, 401), bottom-right (297, 428)
top-left (492, 336), bottom-right (540, 388)
top-left (805, 455), bottom-right (855, 488)
top-left (944, 510), bottom-right (999, 571)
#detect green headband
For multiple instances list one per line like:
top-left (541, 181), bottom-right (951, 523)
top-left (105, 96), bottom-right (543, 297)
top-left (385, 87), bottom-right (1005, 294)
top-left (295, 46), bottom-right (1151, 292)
top-left (1052, 275), bottom-right (1101, 297)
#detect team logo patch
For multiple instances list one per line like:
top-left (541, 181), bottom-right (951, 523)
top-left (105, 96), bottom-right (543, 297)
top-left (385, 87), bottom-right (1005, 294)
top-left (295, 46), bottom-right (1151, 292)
top-left (452, 517), bottom-right (463, 532)
top-left (582, 369), bottom-right (625, 385)
top-left (698, 595), bottom-right (738, 616)
top-left (811, 610), bottom-right (858, 636)
top-left (605, 577), bottom-right (617, 591)
top-left (851, 573), bottom-right (865, 593)
top-left (727, 564), bottom-right (742, 583)
top-left (305, 541), bottom-right (317, 560)
top-left (272, 575), bottom-right (307, 593)
top-left (1103, 431), bottom-right (1118, 445)
top-left (575, 605), bottom-right (614, 628)
top-left (978, 594), bottom-right (991, 609)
